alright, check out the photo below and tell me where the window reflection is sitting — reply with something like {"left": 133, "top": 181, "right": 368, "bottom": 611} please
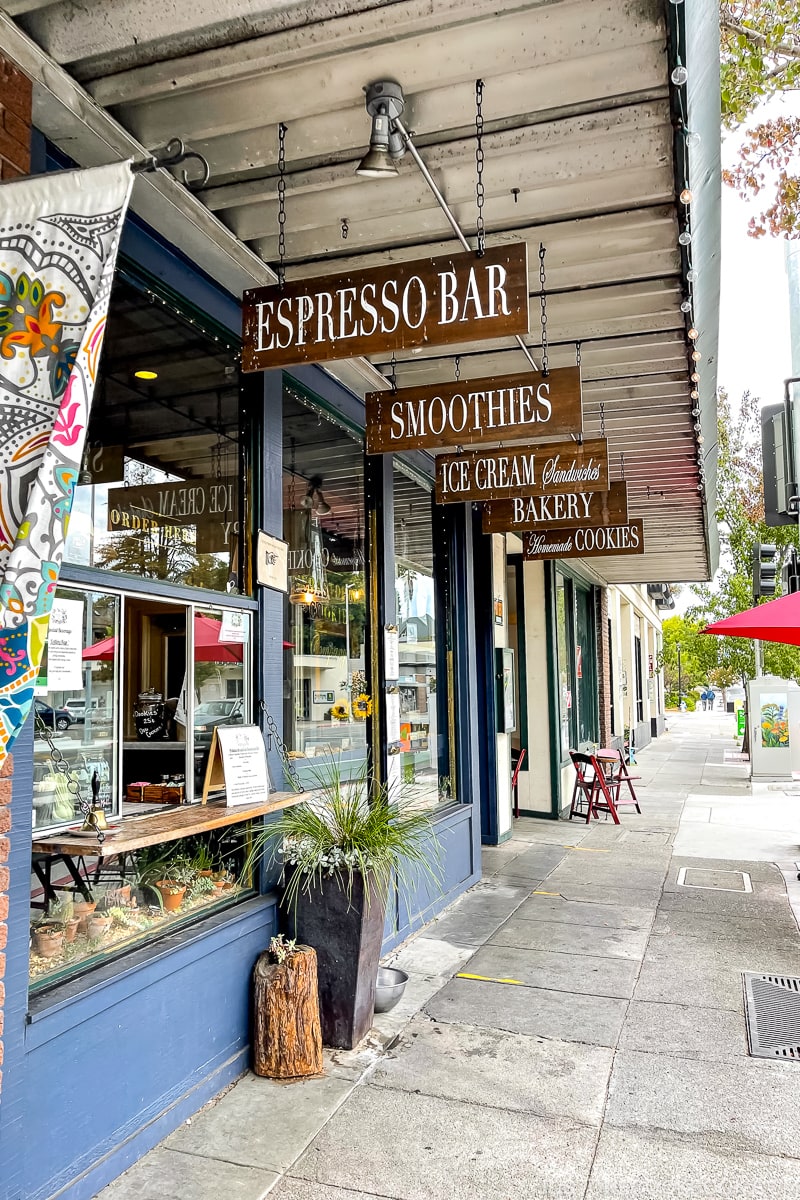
{"left": 393, "top": 469, "right": 447, "bottom": 809}
{"left": 282, "top": 388, "right": 368, "bottom": 785}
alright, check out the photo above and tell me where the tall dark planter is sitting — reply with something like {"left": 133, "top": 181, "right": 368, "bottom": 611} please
{"left": 284, "top": 870, "right": 386, "bottom": 1049}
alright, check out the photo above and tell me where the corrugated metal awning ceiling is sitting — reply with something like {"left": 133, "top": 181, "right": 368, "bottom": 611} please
{"left": 8, "top": 0, "right": 720, "bottom": 584}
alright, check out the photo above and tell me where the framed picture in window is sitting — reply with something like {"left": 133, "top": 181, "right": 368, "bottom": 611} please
{"left": 495, "top": 647, "right": 516, "bottom": 734}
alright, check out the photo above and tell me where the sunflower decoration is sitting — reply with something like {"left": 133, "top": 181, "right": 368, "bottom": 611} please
{"left": 331, "top": 702, "right": 350, "bottom": 722}
{"left": 352, "top": 693, "right": 373, "bottom": 720}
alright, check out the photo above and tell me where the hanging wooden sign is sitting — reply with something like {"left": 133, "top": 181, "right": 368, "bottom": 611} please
{"left": 242, "top": 243, "right": 529, "bottom": 370}
{"left": 522, "top": 519, "right": 645, "bottom": 561}
{"left": 482, "top": 481, "right": 628, "bottom": 533}
{"left": 365, "top": 366, "right": 582, "bottom": 454}
{"left": 435, "top": 438, "right": 608, "bottom": 505}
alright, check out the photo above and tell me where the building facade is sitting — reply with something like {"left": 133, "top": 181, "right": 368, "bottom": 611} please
{"left": 0, "top": 2, "right": 720, "bottom": 1197}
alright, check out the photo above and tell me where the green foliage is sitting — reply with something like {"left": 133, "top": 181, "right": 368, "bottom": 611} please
{"left": 720, "top": 2, "right": 800, "bottom": 237}
{"left": 242, "top": 756, "right": 442, "bottom": 916}
{"left": 686, "top": 389, "right": 800, "bottom": 684}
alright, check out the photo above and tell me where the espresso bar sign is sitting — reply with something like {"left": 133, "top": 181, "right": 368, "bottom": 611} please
{"left": 522, "top": 519, "right": 645, "bottom": 561}
{"left": 483, "top": 481, "right": 628, "bottom": 533}
{"left": 365, "top": 366, "right": 581, "bottom": 454}
{"left": 242, "top": 243, "right": 529, "bottom": 371}
{"left": 435, "top": 438, "right": 608, "bottom": 505}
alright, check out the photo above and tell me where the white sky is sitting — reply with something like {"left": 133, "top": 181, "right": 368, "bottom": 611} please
{"left": 717, "top": 94, "right": 800, "bottom": 406}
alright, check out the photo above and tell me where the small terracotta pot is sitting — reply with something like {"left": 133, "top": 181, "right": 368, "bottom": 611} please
{"left": 109, "top": 884, "right": 132, "bottom": 906}
{"left": 199, "top": 869, "right": 214, "bottom": 878}
{"left": 73, "top": 900, "right": 97, "bottom": 934}
{"left": 155, "top": 881, "right": 186, "bottom": 912}
{"left": 87, "top": 914, "right": 112, "bottom": 939}
{"left": 63, "top": 917, "right": 80, "bottom": 944}
{"left": 33, "top": 927, "right": 65, "bottom": 958}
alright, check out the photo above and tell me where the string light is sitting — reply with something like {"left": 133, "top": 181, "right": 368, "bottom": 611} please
{"left": 671, "top": 65, "right": 688, "bottom": 86}
{"left": 678, "top": 230, "right": 692, "bottom": 246}
{"left": 691, "top": 372, "right": 700, "bottom": 383}
{"left": 687, "top": 268, "right": 698, "bottom": 283}
{"left": 687, "top": 327, "right": 699, "bottom": 340}
{"left": 691, "top": 349, "right": 702, "bottom": 362}
{"left": 680, "top": 187, "right": 693, "bottom": 204}
{"left": 685, "top": 131, "right": 701, "bottom": 149}
{"left": 680, "top": 298, "right": 692, "bottom": 314}
{"left": 691, "top": 389, "right": 699, "bottom": 400}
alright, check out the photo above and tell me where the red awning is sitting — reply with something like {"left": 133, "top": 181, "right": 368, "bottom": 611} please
{"left": 702, "top": 591, "right": 800, "bottom": 646}
{"left": 82, "top": 615, "right": 244, "bottom": 663}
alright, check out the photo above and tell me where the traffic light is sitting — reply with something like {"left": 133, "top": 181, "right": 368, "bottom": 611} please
{"left": 783, "top": 548, "right": 800, "bottom": 595}
{"left": 753, "top": 543, "right": 778, "bottom": 600}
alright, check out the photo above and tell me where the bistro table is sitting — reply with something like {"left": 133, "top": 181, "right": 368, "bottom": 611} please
{"left": 31, "top": 792, "right": 304, "bottom": 905}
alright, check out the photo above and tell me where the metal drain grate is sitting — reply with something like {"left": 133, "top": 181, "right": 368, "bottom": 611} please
{"left": 743, "top": 973, "right": 800, "bottom": 1060}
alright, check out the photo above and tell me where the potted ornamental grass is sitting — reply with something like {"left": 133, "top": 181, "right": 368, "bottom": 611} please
{"left": 243, "top": 756, "right": 441, "bottom": 1049}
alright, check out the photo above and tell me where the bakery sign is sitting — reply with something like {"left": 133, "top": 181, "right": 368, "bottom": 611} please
{"left": 522, "top": 519, "right": 645, "bottom": 561}
{"left": 365, "top": 366, "right": 582, "bottom": 454}
{"left": 242, "top": 243, "right": 529, "bottom": 370}
{"left": 482, "top": 481, "right": 628, "bottom": 533}
{"left": 435, "top": 438, "right": 608, "bottom": 505}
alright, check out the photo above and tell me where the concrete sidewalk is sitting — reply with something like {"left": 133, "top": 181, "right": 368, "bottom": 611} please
{"left": 100, "top": 712, "right": 800, "bottom": 1200}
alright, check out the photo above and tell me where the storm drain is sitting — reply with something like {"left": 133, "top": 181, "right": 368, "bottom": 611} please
{"left": 676, "top": 867, "right": 752, "bottom": 893}
{"left": 744, "top": 973, "right": 800, "bottom": 1060}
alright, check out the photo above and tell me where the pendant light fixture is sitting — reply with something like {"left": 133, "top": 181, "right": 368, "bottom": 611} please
{"left": 355, "top": 81, "right": 406, "bottom": 178}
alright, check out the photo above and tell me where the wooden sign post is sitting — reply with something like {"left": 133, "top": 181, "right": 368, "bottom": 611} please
{"left": 482, "top": 481, "right": 628, "bottom": 534}
{"left": 435, "top": 438, "right": 609, "bottom": 504}
{"left": 521, "top": 519, "right": 645, "bottom": 560}
{"left": 365, "top": 366, "right": 582, "bottom": 453}
{"left": 242, "top": 243, "right": 529, "bottom": 370}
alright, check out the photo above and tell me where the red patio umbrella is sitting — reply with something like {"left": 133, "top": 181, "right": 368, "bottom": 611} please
{"left": 701, "top": 590, "right": 800, "bottom": 646}
{"left": 82, "top": 615, "right": 244, "bottom": 663}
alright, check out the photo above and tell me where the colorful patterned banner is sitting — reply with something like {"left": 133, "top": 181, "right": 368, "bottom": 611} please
{"left": 0, "top": 163, "right": 133, "bottom": 763}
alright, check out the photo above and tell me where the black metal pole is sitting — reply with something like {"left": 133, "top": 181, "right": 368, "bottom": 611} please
{"left": 677, "top": 644, "right": 682, "bottom": 705}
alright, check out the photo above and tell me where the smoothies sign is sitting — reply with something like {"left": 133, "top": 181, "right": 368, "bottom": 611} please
{"left": 242, "top": 244, "right": 529, "bottom": 369}
{"left": 365, "top": 366, "right": 582, "bottom": 453}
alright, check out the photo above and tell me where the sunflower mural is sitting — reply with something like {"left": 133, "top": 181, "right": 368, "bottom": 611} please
{"left": 760, "top": 700, "right": 790, "bottom": 749}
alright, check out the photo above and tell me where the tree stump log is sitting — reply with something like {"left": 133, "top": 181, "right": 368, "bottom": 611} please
{"left": 253, "top": 944, "right": 323, "bottom": 1079}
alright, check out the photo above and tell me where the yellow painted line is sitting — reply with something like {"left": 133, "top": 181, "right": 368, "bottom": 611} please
{"left": 562, "top": 845, "right": 611, "bottom": 853}
{"left": 532, "top": 889, "right": 561, "bottom": 896}
{"left": 456, "top": 972, "right": 526, "bottom": 986}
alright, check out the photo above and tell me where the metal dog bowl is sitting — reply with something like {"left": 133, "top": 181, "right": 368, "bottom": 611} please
{"left": 374, "top": 965, "right": 409, "bottom": 1013}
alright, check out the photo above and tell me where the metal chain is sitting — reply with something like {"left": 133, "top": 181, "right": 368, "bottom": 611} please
{"left": 34, "top": 715, "right": 103, "bottom": 842}
{"left": 475, "top": 79, "right": 485, "bottom": 257}
{"left": 576, "top": 341, "right": 582, "bottom": 369}
{"left": 620, "top": 451, "right": 626, "bottom": 480}
{"left": 538, "top": 243, "right": 549, "bottom": 377}
{"left": 259, "top": 700, "right": 304, "bottom": 793}
{"left": 454, "top": 355, "right": 460, "bottom": 382}
{"left": 341, "top": 217, "right": 349, "bottom": 240}
{"left": 599, "top": 401, "right": 605, "bottom": 438}
{"left": 277, "top": 122, "right": 288, "bottom": 288}
{"left": 389, "top": 352, "right": 397, "bottom": 394}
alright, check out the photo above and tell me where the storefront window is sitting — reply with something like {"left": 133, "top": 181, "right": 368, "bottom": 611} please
{"left": 33, "top": 589, "right": 119, "bottom": 831}
{"left": 282, "top": 386, "right": 368, "bottom": 785}
{"left": 555, "top": 571, "right": 573, "bottom": 758}
{"left": 64, "top": 277, "right": 246, "bottom": 595}
{"left": 393, "top": 467, "right": 446, "bottom": 809}
{"left": 29, "top": 829, "right": 254, "bottom": 993}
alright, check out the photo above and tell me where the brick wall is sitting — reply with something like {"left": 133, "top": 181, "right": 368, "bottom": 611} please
{"left": 0, "top": 51, "right": 31, "bottom": 1096}
{"left": 0, "top": 56, "right": 31, "bottom": 180}
{"left": 596, "top": 588, "right": 611, "bottom": 748}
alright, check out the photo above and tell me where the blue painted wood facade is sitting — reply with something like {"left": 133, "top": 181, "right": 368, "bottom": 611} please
{"left": 0, "top": 183, "right": 481, "bottom": 1200}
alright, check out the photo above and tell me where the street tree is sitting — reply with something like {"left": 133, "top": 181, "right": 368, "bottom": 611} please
{"left": 720, "top": 1, "right": 800, "bottom": 236}
{"left": 687, "top": 387, "right": 800, "bottom": 682}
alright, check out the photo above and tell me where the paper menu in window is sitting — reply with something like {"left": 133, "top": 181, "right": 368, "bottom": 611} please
{"left": 47, "top": 597, "right": 85, "bottom": 690}
{"left": 384, "top": 626, "right": 400, "bottom": 680}
{"left": 386, "top": 692, "right": 401, "bottom": 743}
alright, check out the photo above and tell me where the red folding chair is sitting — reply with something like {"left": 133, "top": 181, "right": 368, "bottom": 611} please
{"left": 594, "top": 747, "right": 642, "bottom": 813}
{"left": 511, "top": 747, "right": 526, "bottom": 818}
{"left": 568, "top": 750, "right": 621, "bottom": 824}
